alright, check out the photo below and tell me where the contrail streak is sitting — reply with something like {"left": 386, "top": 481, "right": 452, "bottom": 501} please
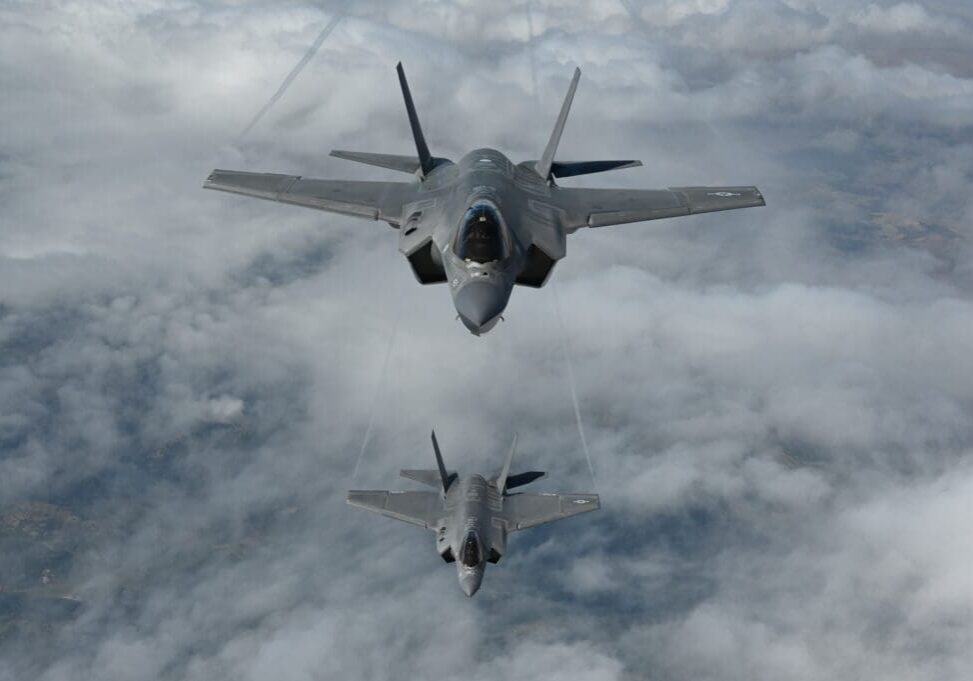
{"left": 526, "top": 0, "right": 539, "bottom": 103}
{"left": 552, "top": 282, "right": 597, "bottom": 487}
{"left": 237, "top": 6, "right": 347, "bottom": 141}
{"left": 352, "top": 307, "right": 402, "bottom": 483}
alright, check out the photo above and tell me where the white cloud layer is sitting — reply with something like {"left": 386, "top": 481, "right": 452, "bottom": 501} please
{"left": 1, "top": 1, "right": 972, "bottom": 679}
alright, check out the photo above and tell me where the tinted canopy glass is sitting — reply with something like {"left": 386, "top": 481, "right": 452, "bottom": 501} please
{"left": 455, "top": 203, "right": 505, "bottom": 264}
{"left": 460, "top": 532, "right": 481, "bottom": 568}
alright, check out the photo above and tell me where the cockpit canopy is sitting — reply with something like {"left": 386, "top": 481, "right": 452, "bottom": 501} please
{"left": 460, "top": 531, "right": 481, "bottom": 568}
{"left": 455, "top": 201, "right": 507, "bottom": 264}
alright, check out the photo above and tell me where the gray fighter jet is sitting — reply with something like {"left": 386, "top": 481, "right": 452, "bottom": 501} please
{"left": 205, "top": 64, "right": 765, "bottom": 334}
{"left": 347, "top": 431, "right": 599, "bottom": 596}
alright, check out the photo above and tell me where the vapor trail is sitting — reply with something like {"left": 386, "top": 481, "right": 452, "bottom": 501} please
{"left": 526, "top": 0, "right": 539, "bottom": 103}
{"left": 352, "top": 307, "right": 402, "bottom": 483}
{"left": 552, "top": 282, "right": 597, "bottom": 487}
{"left": 237, "top": 6, "right": 347, "bottom": 140}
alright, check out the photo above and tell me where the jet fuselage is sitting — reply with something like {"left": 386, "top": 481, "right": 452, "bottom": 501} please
{"left": 205, "top": 64, "right": 765, "bottom": 336}
{"left": 346, "top": 430, "right": 600, "bottom": 597}
{"left": 436, "top": 474, "right": 505, "bottom": 597}
{"left": 397, "top": 148, "right": 559, "bottom": 335}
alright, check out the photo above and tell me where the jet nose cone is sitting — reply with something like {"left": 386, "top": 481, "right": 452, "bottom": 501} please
{"left": 454, "top": 280, "right": 508, "bottom": 335}
{"left": 458, "top": 570, "right": 484, "bottom": 597}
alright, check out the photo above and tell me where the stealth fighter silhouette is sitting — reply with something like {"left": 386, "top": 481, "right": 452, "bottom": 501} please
{"left": 205, "top": 64, "right": 765, "bottom": 334}
{"left": 347, "top": 431, "right": 599, "bottom": 596}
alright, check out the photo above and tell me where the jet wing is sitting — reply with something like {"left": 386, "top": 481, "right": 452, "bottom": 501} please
{"left": 203, "top": 169, "right": 415, "bottom": 225}
{"left": 347, "top": 490, "right": 443, "bottom": 529}
{"left": 553, "top": 186, "right": 764, "bottom": 231}
{"left": 502, "top": 493, "right": 600, "bottom": 531}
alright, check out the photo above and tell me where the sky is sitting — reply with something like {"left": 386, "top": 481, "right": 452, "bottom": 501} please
{"left": 1, "top": 1, "right": 972, "bottom": 679}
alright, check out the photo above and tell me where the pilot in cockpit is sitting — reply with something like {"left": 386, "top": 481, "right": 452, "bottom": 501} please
{"left": 459, "top": 531, "right": 482, "bottom": 568}
{"left": 455, "top": 202, "right": 506, "bottom": 264}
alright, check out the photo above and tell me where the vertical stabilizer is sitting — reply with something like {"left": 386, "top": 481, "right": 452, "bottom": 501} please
{"left": 430, "top": 430, "right": 453, "bottom": 495}
{"left": 535, "top": 68, "right": 581, "bottom": 182}
{"left": 396, "top": 63, "right": 435, "bottom": 178}
{"left": 496, "top": 433, "right": 518, "bottom": 494}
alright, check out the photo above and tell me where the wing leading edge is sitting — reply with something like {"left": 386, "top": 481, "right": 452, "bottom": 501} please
{"left": 347, "top": 490, "right": 443, "bottom": 529}
{"left": 203, "top": 169, "right": 415, "bottom": 225}
{"left": 554, "top": 185, "right": 765, "bottom": 231}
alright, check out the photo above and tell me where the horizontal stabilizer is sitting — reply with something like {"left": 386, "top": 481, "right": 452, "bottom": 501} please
{"left": 492, "top": 437, "right": 544, "bottom": 492}
{"left": 330, "top": 150, "right": 421, "bottom": 174}
{"left": 330, "top": 150, "right": 452, "bottom": 175}
{"left": 552, "top": 160, "right": 642, "bottom": 178}
{"left": 504, "top": 471, "right": 546, "bottom": 490}
{"left": 400, "top": 468, "right": 457, "bottom": 488}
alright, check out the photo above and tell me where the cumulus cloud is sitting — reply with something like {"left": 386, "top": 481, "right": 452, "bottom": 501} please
{"left": 850, "top": 2, "right": 958, "bottom": 34}
{"left": 1, "top": 1, "right": 972, "bottom": 680}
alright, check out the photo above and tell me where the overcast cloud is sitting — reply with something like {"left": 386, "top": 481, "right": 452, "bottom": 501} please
{"left": 1, "top": 1, "right": 972, "bottom": 679}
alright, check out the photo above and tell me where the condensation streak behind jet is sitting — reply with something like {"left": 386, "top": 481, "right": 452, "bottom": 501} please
{"left": 237, "top": 4, "right": 348, "bottom": 141}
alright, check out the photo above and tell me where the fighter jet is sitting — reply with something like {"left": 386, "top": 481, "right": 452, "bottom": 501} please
{"left": 347, "top": 431, "right": 599, "bottom": 596}
{"left": 204, "top": 64, "right": 765, "bottom": 334}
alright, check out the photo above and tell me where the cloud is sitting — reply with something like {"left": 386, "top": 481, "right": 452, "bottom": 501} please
{"left": 850, "top": 2, "right": 959, "bottom": 35}
{"left": 1, "top": 1, "right": 973, "bottom": 679}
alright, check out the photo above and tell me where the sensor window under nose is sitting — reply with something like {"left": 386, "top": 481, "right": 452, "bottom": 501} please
{"left": 455, "top": 202, "right": 506, "bottom": 264}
